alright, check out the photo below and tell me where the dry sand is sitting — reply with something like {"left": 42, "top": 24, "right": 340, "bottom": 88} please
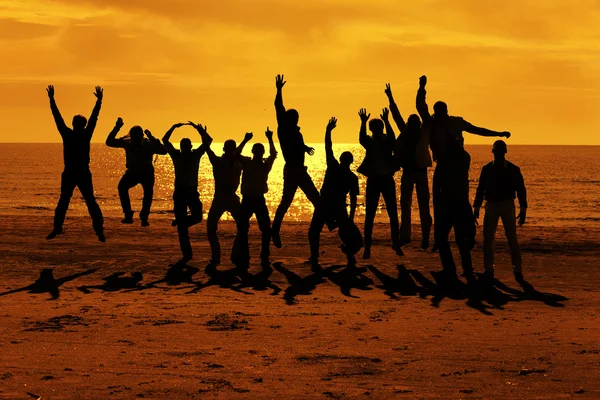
{"left": 0, "top": 214, "right": 599, "bottom": 399}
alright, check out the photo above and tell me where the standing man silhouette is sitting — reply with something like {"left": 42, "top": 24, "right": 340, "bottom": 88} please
{"left": 106, "top": 118, "right": 167, "bottom": 227}
{"left": 416, "top": 75, "right": 510, "bottom": 285}
{"left": 474, "top": 140, "right": 527, "bottom": 284}
{"left": 309, "top": 117, "right": 362, "bottom": 267}
{"left": 271, "top": 74, "right": 319, "bottom": 248}
{"left": 357, "top": 107, "right": 403, "bottom": 259}
{"left": 46, "top": 85, "right": 105, "bottom": 242}
{"left": 163, "top": 123, "right": 206, "bottom": 263}
{"left": 385, "top": 83, "right": 433, "bottom": 249}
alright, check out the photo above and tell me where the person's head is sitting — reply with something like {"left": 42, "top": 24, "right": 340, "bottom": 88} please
{"left": 223, "top": 139, "right": 237, "bottom": 156}
{"left": 286, "top": 109, "right": 299, "bottom": 126}
{"left": 252, "top": 143, "right": 265, "bottom": 159}
{"left": 406, "top": 114, "right": 422, "bottom": 133}
{"left": 433, "top": 101, "right": 448, "bottom": 118}
{"left": 492, "top": 140, "right": 507, "bottom": 157}
{"left": 180, "top": 138, "right": 192, "bottom": 153}
{"left": 72, "top": 115, "right": 88, "bottom": 131}
{"left": 129, "top": 126, "right": 144, "bottom": 144}
{"left": 368, "top": 118, "right": 384, "bottom": 136}
{"left": 339, "top": 151, "right": 354, "bottom": 168}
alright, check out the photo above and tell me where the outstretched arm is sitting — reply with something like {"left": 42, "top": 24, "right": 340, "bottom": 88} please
{"left": 85, "top": 86, "right": 104, "bottom": 138}
{"left": 358, "top": 108, "right": 370, "bottom": 148}
{"left": 162, "top": 122, "right": 185, "bottom": 154}
{"left": 325, "top": 117, "right": 337, "bottom": 166}
{"left": 145, "top": 129, "right": 168, "bottom": 155}
{"left": 106, "top": 117, "right": 125, "bottom": 147}
{"left": 416, "top": 75, "right": 431, "bottom": 122}
{"left": 463, "top": 121, "right": 511, "bottom": 138}
{"left": 46, "top": 85, "right": 68, "bottom": 135}
{"left": 235, "top": 132, "right": 253, "bottom": 156}
{"left": 385, "top": 83, "right": 406, "bottom": 132}
{"left": 275, "top": 74, "right": 287, "bottom": 125}
{"left": 381, "top": 107, "right": 396, "bottom": 144}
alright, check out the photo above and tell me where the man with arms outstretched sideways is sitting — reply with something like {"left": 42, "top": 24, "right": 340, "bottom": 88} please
{"left": 46, "top": 85, "right": 105, "bottom": 242}
{"left": 309, "top": 117, "right": 362, "bottom": 268}
{"left": 271, "top": 74, "right": 319, "bottom": 248}
{"left": 106, "top": 118, "right": 167, "bottom": 227}
{"left": 416, "top": 75, "right": 511, "bottom": 285}
{"left": 163, "top": 123, "right": 206, "bottom": 263}
{"left": 474, "top": 140, "right": 527, "bottom": 286}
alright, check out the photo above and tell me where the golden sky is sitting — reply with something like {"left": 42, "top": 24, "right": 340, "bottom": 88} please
{"left": 1, "top": 0, "right": 599, "bottom": 144}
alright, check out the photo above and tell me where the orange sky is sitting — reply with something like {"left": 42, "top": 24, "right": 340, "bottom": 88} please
{"left": 1, "top": 0, "right": 599, "bottom": 144}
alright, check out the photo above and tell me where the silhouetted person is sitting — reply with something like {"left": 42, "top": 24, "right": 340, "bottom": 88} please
{"left": 271, "top": 74, "right": 319, "bottom": 248}
{"left": 309, "top": 117, "right": 362, "bottom": 267}
{"left": 106, "top": 118, "right": 167, "bottom": 226}
{"left": 235, "top": 128, "right": 278, "bottom": 266}
{"left": 385, "top": 83, "right": 433, "bottom": 249}
{"left": 163, "top": 122, "right": 206, "bottom": 263}
{"left": 474, "top": 140, "right": 527, "bottom": 284}
{"left": 416, "top": 75, "right": 510, "bottom": 284}
{"left": 189, "top": 123, "right": 248, "bottom": 267}
{"left": 45, "top": 85, "right": 105, "bottom": 242}
{"left": 358, "top": 108, "right": 402, "bottom": 259}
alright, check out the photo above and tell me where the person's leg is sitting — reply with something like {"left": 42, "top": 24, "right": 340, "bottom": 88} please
{"left": 483, "top": 201, "right": 500, "bottom": 277}
{"left": 434, "top": 198, "right": 456, "bottom": 277}
{"left": 415, "top": 169, "right": 432, "bottom": 249}
{"left": 118, "top": 171, "right": 138, "bottom": 223}
{"left": 453, "top": 200, "right": 475, "bottom": 279}
{"left": 186, "top": 190, "right": 203, "bottom": 227}
{"left": 49, "top": 171, "right": 77, "bottom": 238}
{"left": 271, "top": 167, "right": 300, "bottom": 247}
{"left": 230, "top": 196, "right": 250, "bottom": 268}
{"left": 298, "top": 169, "right": 321, "bottom": 207}
{"left": 139, "top": 172, "right": 155, "bottom": 226}
{"left": 253, "top": 196, "right": 272, "bottom": 263}
{"left": 499, "top": 200, "right": 523, "bottom": 278}
{"left": 381, "top": 175, "right": 401, "bottom": 253}
{"left": 77, "top": 170, "right": 105, "bottom": 241}
{"left": 363, "top": 177, "right": 380, "bottom": 258}
{"left": 308, "top": 200, "right": 326, "bottom": 264}
{"left": 399, "top": 170, "right": 415, "bottom": 244}
{"left": 173, "top": 190, "right": 192, "bottom": 261}
{"left": 206, "top": 199, "right": 226, "bottom": 264}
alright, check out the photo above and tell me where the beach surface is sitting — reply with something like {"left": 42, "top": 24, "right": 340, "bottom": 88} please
{"left": 0, "top": 215, "right": 599, "bottom": 399}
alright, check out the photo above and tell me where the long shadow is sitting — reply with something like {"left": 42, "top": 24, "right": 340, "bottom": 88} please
{"left": 125, "top": 263, "right": 200, "bottom": 293}
{"left": 188, "top": 264, "right": 252, "bottom": 295}
{"left": 234, "top": 263, "right": 282, "bottom": 296}
{"left": 368, "top": 265, "right": 424, "bottom": 299}
{"left": 0, "top": 268, "right": 97, "bottom": 300}
{"left": 493, "top": 278, "right": 568, "bottom": 307}
{"left": 273, "top": 262, "right": 335, "bottom": 305}
{"left": 326, "top": 265, "right": 374, "bottom": 298}
{"left": 78, "top": 272, "right": 143, "bottom": 294}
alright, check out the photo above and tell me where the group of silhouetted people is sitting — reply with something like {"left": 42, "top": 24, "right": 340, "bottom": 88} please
{"left": 45, "top": 74, "right": 528, "bottom": 287}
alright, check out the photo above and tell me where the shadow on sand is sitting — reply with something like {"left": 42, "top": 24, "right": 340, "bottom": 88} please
{"left": 0, "top": 268, "right": 97, "bottom": 300}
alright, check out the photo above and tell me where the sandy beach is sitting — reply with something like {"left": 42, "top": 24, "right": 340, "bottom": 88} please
{"left": 1, "top": 214, "right": 599, "bottom": 399}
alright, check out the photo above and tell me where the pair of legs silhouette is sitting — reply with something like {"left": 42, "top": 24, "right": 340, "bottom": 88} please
{"left": 118, "top": 170, "right": 155, "bottom": 226}
{"left": 399, "top": 169, "right": 432, "bottom": 249}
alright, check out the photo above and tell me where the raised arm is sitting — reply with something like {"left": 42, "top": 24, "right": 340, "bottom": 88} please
{"left": 106, "top": 117, "right": 125, "bottom": 147}
{"left": 358, "top": 108, "right": 371, "bottom": 148}
{"left": 162, "top": 122, "right": 185, "bottom": 154}
{"left": 46, "top": 85, "right": 68, "bottom": 135}
{"left": 385, "top": 83, "right": 406, "bottom": 132}
{"left": 85, "top": 86, "right": 103, "bottom": 138}
{"left": 266, "top": 127, "right": 276, "bottom": 157}
{"left": 144, "top": 129, "right": 167, "bottom": 155}
{"left": 235, "top": 132, "right": 253, "bottom": 156}
{"left": 275, "top": 74, "right": 287, "bottom": 125}
{"left": 462, "top": 120, "right": 511, "bottom": 138}
{"left": 325, "top": 117, "right": 337, "bottom": 166}
{"left": 416, "top": 75, "right": 431, "bottom": 122}
{"left": 381, "top": 107, "right": 396, "bottom": 144}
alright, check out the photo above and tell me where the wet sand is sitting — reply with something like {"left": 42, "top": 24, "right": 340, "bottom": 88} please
{"left": 0, "top": 215, "right": 598, "bottom": 399}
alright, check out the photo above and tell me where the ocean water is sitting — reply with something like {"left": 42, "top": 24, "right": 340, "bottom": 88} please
{"left": 0, "top": 144, "right": 598, "bottom": 227}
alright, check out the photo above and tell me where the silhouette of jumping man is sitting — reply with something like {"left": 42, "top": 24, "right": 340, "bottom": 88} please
{"left": 416, "top": 75, "right": 510, "bottom": 284}
{"left": 163, "top": 122, "right": 206, "bottom": 263}
{"left": 188, "top": 122, "right": 248, "bottom": 267}
{"left": 45, "top": 85, "right": 105, "bottom": 242}
{"left": 271, "top": 74, "right": 319, "bottom": 248}
{"left": 474, "top": 140, "right": 527, "bottom": 284}
{"left": 357, "top": 107, "right": 403, "bottom": 259}
{"left": 235, "top": 128, "right": 278, "bottom": 266}
{"left": 309, "top": 117, "right": 362, "bottom": 267}
{"left": 385, "top": 83, "right": 433, "bottom": 249}
{"left": 106, "top": 118, "right": 167, "bottom": 226}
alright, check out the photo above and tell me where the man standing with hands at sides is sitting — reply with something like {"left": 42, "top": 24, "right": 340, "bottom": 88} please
{"left": 188, "top": 122, "right": 249, "bottom": 269}
{"left": 309, "top": 117, "right": 362, "bottom": 268}
{"left": 474, "top": 140, "right": 527, "bottom": 285}
{"left": 235, "top": 128, "right": 278, "bottom": 267}
{"left": 106, "top": 118, "right": 167, "bottom": 227}
{"left": 46, "top": 85, "right": 105, "bottom": 242}
{"left": 358, "top": 107, "right": 403, "bottom": 259}
{"left": 416, "top": 75, "right": 511, "bottom": 285}
{"left": 271, "top": 74, "right": 319, "bottom": 249}
{"left": 163, "top": 122, "right": 206, "bottom": 263}
{"left": 385, "top": 83, "right": 433, "bottom": 250}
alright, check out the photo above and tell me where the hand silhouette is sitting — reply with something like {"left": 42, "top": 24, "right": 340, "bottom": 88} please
{"left": 380, "top": 107, "right": 390, "bottom": 122}
{"left": 172, "top": 122, "right": 186, "bottom": 129}
{"left": 326, "top": 117, "right": 337, "bottom": 131}
{"left": 276, "top": 74, "right": 286, "bottom": 89}
{"left": 306, "top": 146, "right": 315, "bottom": 156}
{"left": 419, "top": 75, "right": 427, "bottom": 88}
{"left": 144, "top": 129, "right": 152, "bottom": 137}
{"left": 94, "top": 86, "right": 104, "bottom": 100}
{"left": 502, "top": 131, "right": 511, "bottom": 139}
{"left": 358, "top": 108, "right": 371, "bottom": 122}
{"left": 46, "top": 85, "right": 55, "bottom": 99}
{"left": 473, "top": 207, "right": 480, "bottom": 225}
{"left": 244, "top": 132, "right": 253, "bottom": 141}
{"left": 115, "top": 117, "right": 124, "bottom": 128}
{"left": 384, "top": 83, "right": 393, "bottom": 98}
{"left": 517, "top": 209, "right": 526, "bottom": 226}
{"left": 265, "top": 127, "right": 273, "bottom": 140}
